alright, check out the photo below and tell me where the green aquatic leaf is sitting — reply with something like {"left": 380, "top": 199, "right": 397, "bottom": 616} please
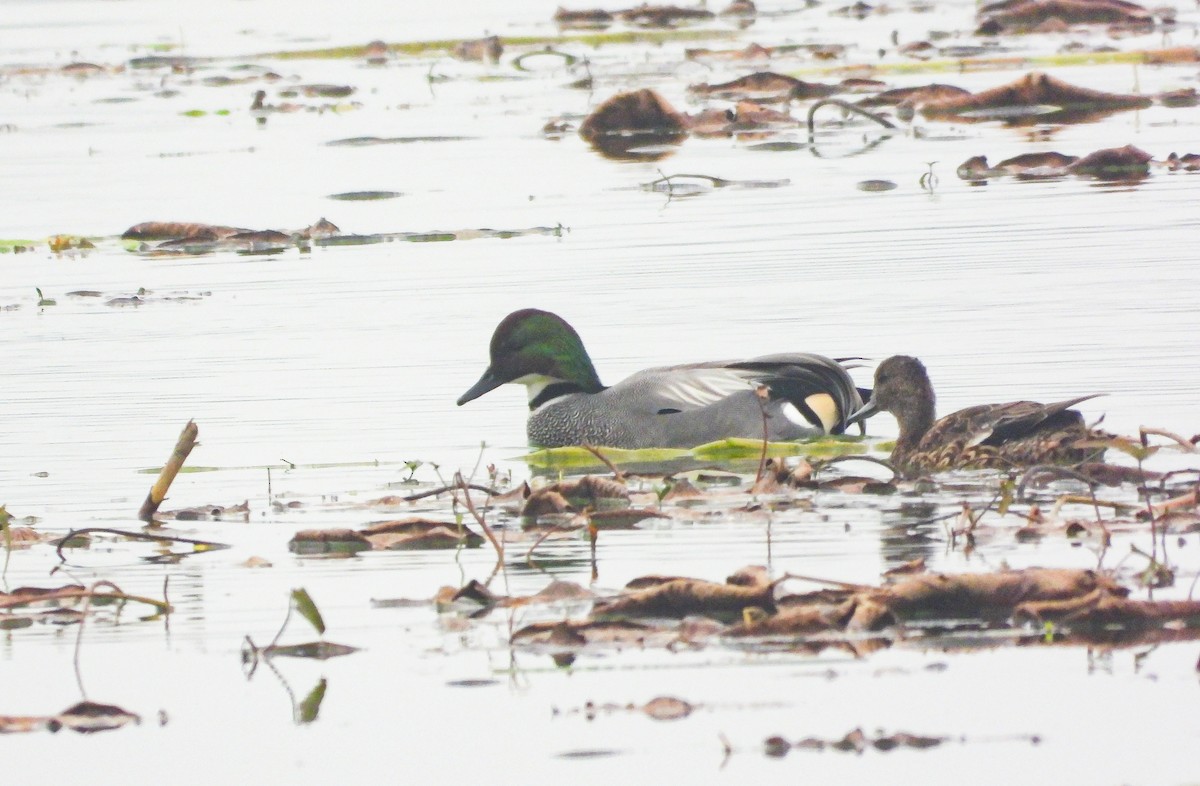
{"left": 291, "top": 588, "right": 326, "bottom": 636}
{"left": 297, "top": 678, "right": 327, "bottom": 724}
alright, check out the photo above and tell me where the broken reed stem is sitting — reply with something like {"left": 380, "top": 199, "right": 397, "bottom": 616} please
{"left": 55, "top": 527, "right": 230, "bottom": 563}
{"left": 1139, "top": 426, "right": 1198, "bottom": 453}
{"left": 403, "top": 482, "right": 499, "bottom": 503}
{"left": 0, "top": 584, "right": 172, "bottom": 613}
{"left": 138, "top": 420, "right": 199, "bottom": 523}
{"left": 754, "top": 385, "right": 770, "bottom": 486}
{"left": 453, "top": 472, "right": 505, "bottom": 569}
{"left": 806, "top": 97, "right": 896, "bottom": 135}
{"left": 777, "top": 571, "right": 872, "bottom": 592}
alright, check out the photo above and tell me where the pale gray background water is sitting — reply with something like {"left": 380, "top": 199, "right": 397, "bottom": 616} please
{"left": 2, "top": 0, "right": 1199, "bottom": 783}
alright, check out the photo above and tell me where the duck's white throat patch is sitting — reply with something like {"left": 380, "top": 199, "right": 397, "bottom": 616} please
{"left": 513, "top": 373, "right": 565, "bottom": 406}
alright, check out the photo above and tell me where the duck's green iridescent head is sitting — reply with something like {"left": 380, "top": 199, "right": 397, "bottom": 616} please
{"left": 457, "top": 309, "right": 605, "bottom": 406}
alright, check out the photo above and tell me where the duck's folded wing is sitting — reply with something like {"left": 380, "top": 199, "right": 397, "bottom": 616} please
{"left": 617, "top": 354, "right": 863, "bottom": 434}
{"left": 956, "top": 395, "right": 1101, "bottom": 447}
{"left": 729, "top": 354, "right": 866, "bottom": 434}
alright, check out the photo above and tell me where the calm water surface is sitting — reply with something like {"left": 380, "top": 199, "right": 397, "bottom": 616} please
{"left": 2, "top": 0, "right": 1200, "bottom": 783}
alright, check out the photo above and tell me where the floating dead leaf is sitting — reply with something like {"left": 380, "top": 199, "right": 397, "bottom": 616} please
{"left": 595, "top": 577, "right": 775, "bottom": 619}
{"left": 298, "top": 83, "right": 355, "bottom": 98}
{"left": 663, "top": 477, "right": 705, "bottom": 501}
{"left": 360, "top": 517, "right": 483, "bottom": 549}
{"left": 642, "top": 696, "right": 695, "bottom": 720}
{"left": 265, "top": 641, "right": 360, "bottom": 659}
{"left": 617, "top": 3, "right": 714, "bottom": 26}
{"left": 0, "top": 714, "right": 52, "bottom": 734}
{"left": 726, "top": 603, "right": 847, "bottom": 636}
{"left": 977, "top": 0, "right": 1152, "bottom": 34}
{"left": 512, "top": 618, "right": 671, "bottom": 648}
{"left": 526, "top": 580, "right": 595, "bottom": 604}
{"left": 54, "top": 701, "right": 141, "bottom": 734}
{"left": 578, "top": 89, "right": 688, "bottom": 160}
{"left": 860, "top": 83, "right": 971, "bottom": 109}
{"left": 850, "top": 567, "right": 1125, "bottom": 630}
{"left": 122, "top": 221, "right": 248, "bottom": 241}
{"left": 165, "top": 500, "right": 250, "bottom": 521}
{"left": 452, "top": 35, "right": 503, "bottom": 63}
{"left": 919, "top": 72, "right": 1152, "bottom": 123}
{"left": 554, "top": 7, "right": 615, "bottom": 29}
{"left": 882, "top": 557, "right": 927, "bottom": 578}
{"left": 3, "top": 526, "right": 42, "bottom": 546}
{"left": 287, "top": 528, "right": 372, "bottom": 555}
{"left": 689, "top": 72, "right": 838, "bottom": 102}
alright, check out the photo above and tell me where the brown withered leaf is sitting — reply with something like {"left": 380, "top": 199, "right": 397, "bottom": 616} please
{"left": 287, "top": 528, "right": 371, "bottom": 555}
{"left": 360, "top": 517, "right": 483, "bottom": 549}
{"left": 511, "top": 618, "right": 671, "bottom": 648}
{"left": 642, "top": 696, "right": 695, "bottom": 721}
{"left": 882, "top": 557, "right": 927, "bottom": 578}
{"left": 688, "top": 71, "right": 838, "bottom": 102}
{"left": 1068, "top": 144, "right": 1152, "bottom": 178}
{"left": 364, "top": 527, "right": 480, "bottom": 550}
{"left": 1015, "top": 592, "right": 1200, "bottom": 629}
{"left": 853, "top": 567, "right": 1125, "bottom": 629}
{"left": 452, "top": 35, "right": 503, "bottom": 63}
{"left": 3, "top": 526, "right": 42, "bottom": 546}
{"left": 977, "top": 0, "right": 1152, "bottom": 33}
{"left": 662, "top": 477, "right": 705, "bottom": 501}
{"left": 594, "top": 577, "right": 775, "bottom": 619}
{"left": 521, "top": 488, "right": 572, "bottom": 519}
{"left": 578, "top": 89, "right": 688, "bottom": 160}
{"left": 0, "top": 714, "right": 53, "bottom": 734}
{"left": 553, "top": 7, "right": 615, "bottom": 30}
{"left": 873, "top": 731, "right": 946, "bottom": 751}
{"left": 165, "top": 500, "right": 250, "bottom": 521}
{"left": 725, "top": 604, "right": 847, "bottom": 636}
{"left": 121, "top": 221, "right": 249, "bottom": 241}
{"left": 727, "top": 565, "right": 771, "bottom": 587}
{"left": 54, "top": 701, "right": 141, "bottom": 734}
{"left": 616, "top": 4, "right": 715, "bottom": 26}
{"left": 860, "top": 83, "right": 971, "bottom": 108}
{"left": 919, "top": 72, "right": 1151, "bottom": 121}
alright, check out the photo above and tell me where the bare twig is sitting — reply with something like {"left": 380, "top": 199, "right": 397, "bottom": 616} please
{"left": 1139, "top": 426, "right": 1198, "bottom": 453}
{"left": 56, "top": 527, "right": 230, "bottom": 563}
{"left": 0, "top": 584, "right": 171, "bottom": 613}
{"left": 453, "top": 472, "right": 505, "bottom": 571}
{"left": 806, "top": 97, "right": 896, "bottom": 135}
{"left": 403, "top": 482, "right": 499, "bottom": 502}
{"left": 581, "top": 444, "right": 626, "bottom": 481}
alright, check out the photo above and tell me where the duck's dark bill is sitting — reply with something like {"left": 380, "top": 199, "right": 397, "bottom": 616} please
{"left": 847, "top": 398, "right": 878, "bottom": 425}
{"left": 457, "top": 368, "right": 504, "bottom": 406}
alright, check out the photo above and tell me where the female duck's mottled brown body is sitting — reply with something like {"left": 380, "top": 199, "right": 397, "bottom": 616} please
{"left": 850, "top": 355, "right": 1105, "bottom": 474}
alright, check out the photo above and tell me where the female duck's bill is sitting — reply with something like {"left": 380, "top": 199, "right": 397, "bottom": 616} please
{"left": 458, "top": 308, "right": 872, "bottom": 450}
{"left": 849, "top": 354, "right": 1106, "bottom": 473}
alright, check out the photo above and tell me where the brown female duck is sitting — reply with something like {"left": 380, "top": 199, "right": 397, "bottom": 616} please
{"left": 849, "top": 355, "right": 1106, "bottom": 473}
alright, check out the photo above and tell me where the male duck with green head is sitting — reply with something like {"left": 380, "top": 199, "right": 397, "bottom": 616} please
{"left": 458, "top": 308, "right": 870, "bottom": 449}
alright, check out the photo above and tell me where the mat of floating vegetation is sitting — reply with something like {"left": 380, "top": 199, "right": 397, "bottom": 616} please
{"left": 487, "top": 566, "right": 1200, "bottom": 655}
{"left": 522, "top": 436, "right": 869, "bottom": 470}
{"left": 288, "top": 518, "right": 484, "bottom": 554}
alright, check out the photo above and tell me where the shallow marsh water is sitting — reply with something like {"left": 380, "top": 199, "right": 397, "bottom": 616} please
{"left": 3, "top": 0, "right": 1200, "bottom": 783}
